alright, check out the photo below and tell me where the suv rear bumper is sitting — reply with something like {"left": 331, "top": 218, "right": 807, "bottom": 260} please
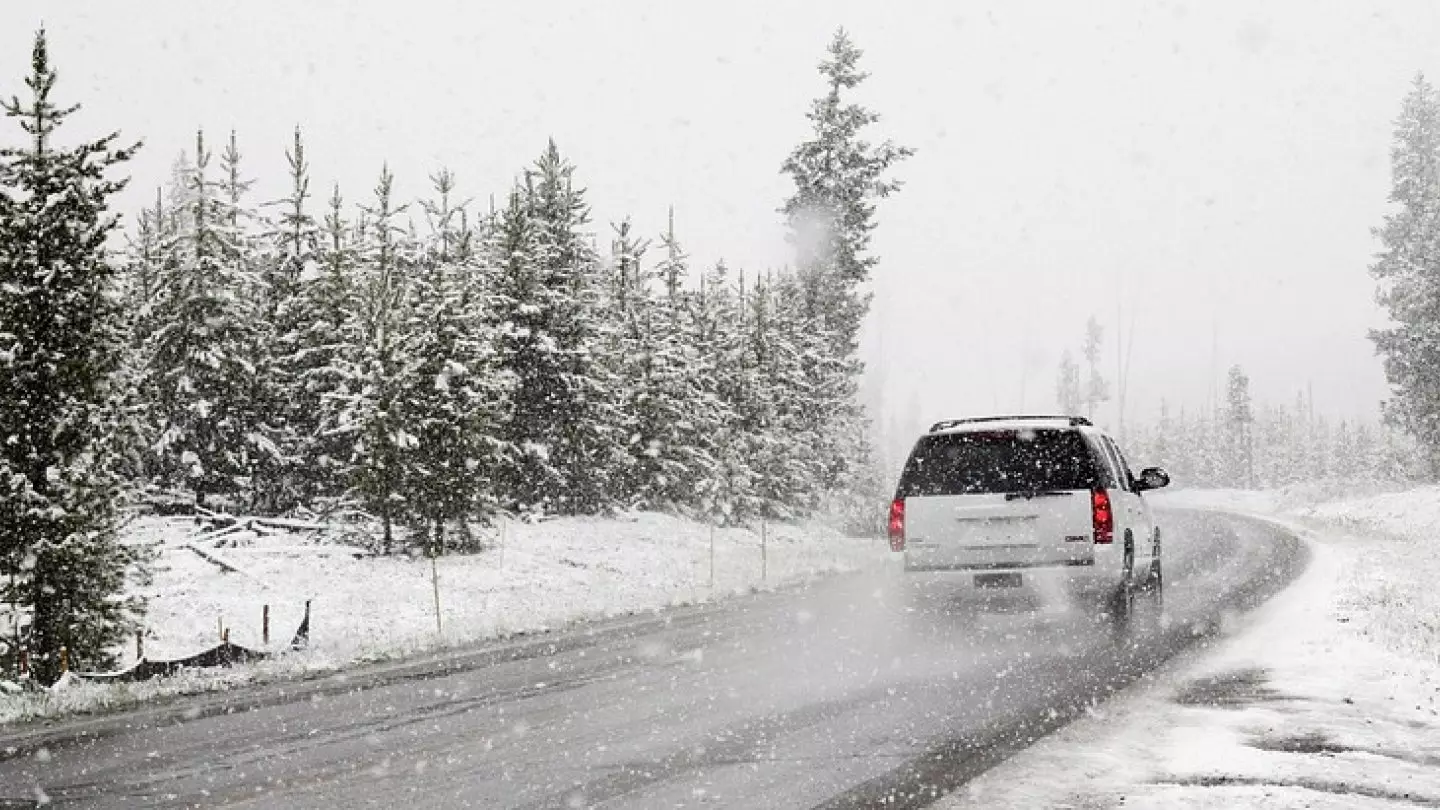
{"left": 904, "top": 558, "right": 1094, "bottom": 572}
{"left": 901, "top": 544, "right": 1129, "bottom": 592}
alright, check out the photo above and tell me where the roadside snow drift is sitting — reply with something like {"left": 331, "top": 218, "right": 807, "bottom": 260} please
{"left": 0, "top": 513, "right": 887, "bottom": 724}
{"left": 945, "top": 487, "right": 1440, "bottom": 810}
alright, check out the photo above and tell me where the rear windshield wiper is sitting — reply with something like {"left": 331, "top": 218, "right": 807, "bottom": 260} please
{"left": 1004, "top": 490, "right": 1074, "bottom": 501}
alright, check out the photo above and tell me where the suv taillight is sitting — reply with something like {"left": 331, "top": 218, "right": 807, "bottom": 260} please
{"left": 888, "top": 498, "right": 906, "bottom": 551}
{"left": 1092, "top": 489, "right": 1114, "bottom": 544}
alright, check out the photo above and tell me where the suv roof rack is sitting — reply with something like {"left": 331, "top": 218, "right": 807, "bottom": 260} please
{"left": 927, "top": 415, "right": 1093, "bottom": 433}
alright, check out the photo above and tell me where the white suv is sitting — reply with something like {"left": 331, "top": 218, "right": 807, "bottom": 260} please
{"left": 888, "top": 415, "right": 1170, "bottom": 618}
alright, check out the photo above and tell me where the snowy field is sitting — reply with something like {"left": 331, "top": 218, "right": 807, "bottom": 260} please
{"left": 947, "top": 486, "right": 1440, "bottom": 809}
{"left": 0, "top": 513, "right": 888, "bottom": 725}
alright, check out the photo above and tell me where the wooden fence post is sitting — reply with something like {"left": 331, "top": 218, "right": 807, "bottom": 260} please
{"left": 262, "top": 605, "right": 270, "bottom": 646}
{"left": 431, "top": 554, "right": 443, "bottom": 635}
{"left": 761, "top": 520, "right": 768, "bottom": 583}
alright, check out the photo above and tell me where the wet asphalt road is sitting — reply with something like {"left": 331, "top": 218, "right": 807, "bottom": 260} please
{"left": 0, "top": 509, "right": 1306, "bottom": 809}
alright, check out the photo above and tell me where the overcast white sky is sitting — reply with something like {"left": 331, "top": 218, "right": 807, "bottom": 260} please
{"left": 3, "top": 0, "right": 1433, "bottom": 454}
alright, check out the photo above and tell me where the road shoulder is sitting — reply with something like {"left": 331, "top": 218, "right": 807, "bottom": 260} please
{"left": 941, "top": 512, "right": 1440, "bottom": 809}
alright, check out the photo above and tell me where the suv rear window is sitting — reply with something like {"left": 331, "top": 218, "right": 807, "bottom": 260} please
{"left": 896, "top": 429, "right": 1104, "bottom": 497}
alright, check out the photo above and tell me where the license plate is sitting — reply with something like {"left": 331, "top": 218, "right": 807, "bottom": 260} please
{"left": 974, "top": 572, "right": 1023, "bottom": 588}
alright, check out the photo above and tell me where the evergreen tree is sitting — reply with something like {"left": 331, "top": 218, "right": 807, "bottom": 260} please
{"left": 1056, "top": 351, "right": 1082, "bottom": 415}
{"left": 780, "top": 27, "right": 913, "bottom": 357}
{"left": 1151, "top": 400, "right": 1173, "bottom": 473}
{"left": 1371, "top": 74, "right": 1440, "bottom": 477}
{"left": 493, "top": 142, "right": 621, "bottom": 515}
{"left": 0, "top": 30, "right": 144, "bottom": 682}
{"left": 604, "top": 218, "right": 648, "bottom": 504}
{"left": 144, "top": 131, "right": 266, "bottom": 507}
{"left": 777, "top": 29, "right": 911, "bottom": 519}
{"left": 741, "top": 272, "right": 819, "bottom": 517}
{"left": 306, "top": 182, "right": 363, "bottom": 503}
{"left": 1082, "top": 316, "right": 1109, "bottom": 420}
{"left": 1225, "top": 365, "right": 1254, "bottom": 487}
{"left": 646, "top": 213, "right": 723, "bottom": 509}
{"left": 688, "top": 261, "right": 752, "bottom": 523}
{"left": 402, "top": 169, "right": 511, "bottom": 551}
{"left": 258, "top": 128, "right": 344, "bottom": 511}
{"left": 218, "top": 131, "right": 286, "bottom": 512}
{"left": 337, "top": 167, "right": 415, "bottom": 552}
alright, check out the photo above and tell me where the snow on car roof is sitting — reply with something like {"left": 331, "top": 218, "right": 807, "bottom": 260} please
{"left": 926, "top": 415, "right": 1094, "bottom": 434}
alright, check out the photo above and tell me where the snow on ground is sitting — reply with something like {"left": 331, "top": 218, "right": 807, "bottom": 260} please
{"left": 945, "top": 487, "right": 1440, "bottom": 809}
{"left": 0, "top": 512, "right": 888, "bottom": 725}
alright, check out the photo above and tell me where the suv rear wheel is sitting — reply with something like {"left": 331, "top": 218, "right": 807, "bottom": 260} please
{"left": 1146, "top": 528, "right": 1164, "bottom": 605}
{"left": 1107, "top": 533, "right": 1136, "bottom": 621}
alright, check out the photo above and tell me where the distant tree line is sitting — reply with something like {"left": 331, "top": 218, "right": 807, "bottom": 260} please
{"left": 1127, "top": 367, "right": 1423, "bottom": 490}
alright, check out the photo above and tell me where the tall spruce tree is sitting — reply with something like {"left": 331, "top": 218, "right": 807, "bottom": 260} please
{"left": 1225, "top": 365, "right": 1254, "bottom": 487}
{"left": 145, "top": 131, "right": 267, "bottom": 507}
{"left": 262, "top": 128, "right": 329, "bottom": 510}
{"left": 1082, "top": 316, "right": 1109, "bottom": 420}
{"left": 779, "top": 29, "right": 911, "bottom": 519}
{"left": 494, "top": 142, "right": 620, "bottom": 515}
{"left": 338, "top": 167, "right": 414, "bottom": 552}
{"left": 780, "top": 28, "right": 913, "bottom": 357}
{"left": 639, "top": 213, "right": 720, "bottom": 509}
{"left": 688, "top": 261, "right": 752, "bottom": 523}
{"left": 1056, "top": 351, "right": 1082, "bottom": 415}
{"left": 402, "top": 169, "right": 511, "bottom": 550}
{"left": 1371, "top": 74, "right": 1440, "bottom": 477}
{"left": 307, "top": 183, "right": 362, "bottom": 504}
{"left": 0, "top": 30, "right": 144, "bottom": 682}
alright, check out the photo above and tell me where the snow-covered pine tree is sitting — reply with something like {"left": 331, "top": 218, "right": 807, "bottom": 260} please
{"left": 647, "top": 214, "right": 721, "bottom": 510}
{"left": 402, "top": 169, "right": 511, "bottom": 551}
{"left": 687, "top": 261, "right": 752, "bottom": 524}
{"left": 1350, "top": 421, "right": 1381, "bottom": 482}
{"left": 1082, "top": 316, "right": 1109, "bottom": 420}
{"left": 1332, "top": 420, "right": 1358, "bottom": 480}
{"left": 774, "top": 266, "right": 877, "bottom": 519}
{"left": 114, "top": 189, "right": 172, "bottom": 486}
{"left": 1371, "top": 74, "right": 1440, "bottom": 478}
{"left": 491, "top": 184, "right": 560, "bottom": 511}
{"left": 1150, "top": 400, "right": 1173, "bottom": 473}
{"left": 307, "top": 182, "right": 363, "bottom": 504}
{"left": 1225, "top": 365, "right": 1254, "bottom": 487}
{"left": 603, "top": 218, "right": 648, "bottom": 504}
{"left": 1311, "top": 415, "right": 1333, "bottom": 481}
{"left": 144, "top": 130, "right": 266, "bottom": 509}
{"left": 1250, "top": 404, "right": 1284, "bottom": 487}
{"left": 494, "top": 142, "right": 621, "bottom": 515}
{"left": 1056, "top": 351, "right": 1082, "bottom": 415}
{"left": 217, "top": 131, "right": 287, "bottom": 513}
{"left": 780, "top": 29, "right": 911, "bottom": 520}
{"left": 780, "top": 27, "right": 913, "bottom": 358}
{"left": 337, "top": 167, "right": 415, "bottom": 552}
{"left": 260, "top": 128, "right": 328, "bottom": 511}
{"left": 0, "top": 30, "right": 145, "bottom": 682}
{"left": 742, "top": 272, "right": 818, "bottom": 518}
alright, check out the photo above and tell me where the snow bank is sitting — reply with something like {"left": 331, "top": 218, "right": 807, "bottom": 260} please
{"left": 1153, "top": 479, "right": 1412, "bottom": 515}
{"left": 945, "top": 485, "right": 1440, "bottom": 809}
{"left": 0, "top": 512, "right": 888, "bottom": 725}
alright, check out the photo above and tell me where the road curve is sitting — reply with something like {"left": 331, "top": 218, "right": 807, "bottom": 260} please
{"left": 0, "top": 509, "right": 1306, "bottom": 809}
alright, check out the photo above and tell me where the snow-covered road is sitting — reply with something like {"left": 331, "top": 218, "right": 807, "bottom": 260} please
{"left": 0, "top": 510, "right": 1304, "bottom": 809}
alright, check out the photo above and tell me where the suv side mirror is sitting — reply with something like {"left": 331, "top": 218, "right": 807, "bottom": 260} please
{"left": 1136, "top": 467, "right": 1170, "bottom": 492}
